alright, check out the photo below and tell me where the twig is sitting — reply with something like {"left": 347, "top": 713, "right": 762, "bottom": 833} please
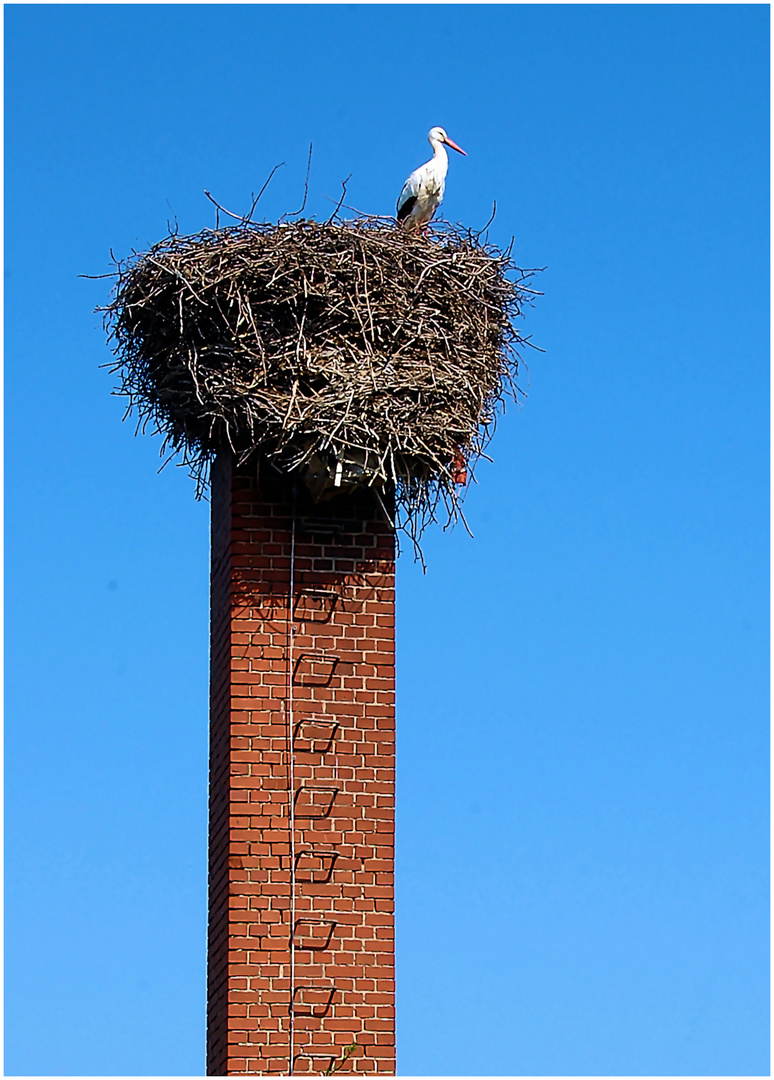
{"left": 165, "top": 199, "right": 179, "bottom": 237}
{"left": 245, "top": 162, "right": 286, "bottom": 223}
{"left": 204, "top": 190, "right": 251, "bottom": 225}
{"left": 325, "top": 1042, "right": 358, "bottom": 1076}
{"left": 322, "top": 194, "right": 385, "bottom": 220}
{"left": 204, "top": 162, "right": 285, "bottom": 228}
{"left": 281, "top": 143, "right": 313, "bottom": 221}
{"left": 326, "top": 174, "right": 352, "bottom": 224}
{"left": 478, "top": 199, "right": 497, "bottom": 237}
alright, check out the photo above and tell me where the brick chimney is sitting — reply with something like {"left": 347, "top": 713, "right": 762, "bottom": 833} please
{"left": 207, "top": 451, "right": 396, "bottom": 1075}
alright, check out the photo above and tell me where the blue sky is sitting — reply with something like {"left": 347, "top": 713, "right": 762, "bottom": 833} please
{"left": 4, "top": 4, "right": 769, "bottom": 1076}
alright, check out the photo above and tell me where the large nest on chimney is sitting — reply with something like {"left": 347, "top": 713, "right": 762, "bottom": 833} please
{"left": 103, "top": 217, "right": 539, "bottom": 540}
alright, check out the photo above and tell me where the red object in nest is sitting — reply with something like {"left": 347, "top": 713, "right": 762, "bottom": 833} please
{"left": 451, "top": 446, "right": 468, "bottom": 486}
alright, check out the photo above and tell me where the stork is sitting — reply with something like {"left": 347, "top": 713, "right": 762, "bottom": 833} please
{"left": 396, "top": 126, "right": 466, "bottom": 230}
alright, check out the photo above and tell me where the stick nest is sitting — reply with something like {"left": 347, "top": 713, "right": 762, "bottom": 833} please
{"left": 104, "top": 217, "right": 539, "bottom": 539}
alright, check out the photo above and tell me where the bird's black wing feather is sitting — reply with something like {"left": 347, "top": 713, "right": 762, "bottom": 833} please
{"left": 397, "top": 196, "right": 416, "bottom": 223}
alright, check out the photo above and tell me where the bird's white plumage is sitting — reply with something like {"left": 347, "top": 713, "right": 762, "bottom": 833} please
{"left": 396, "top": 126, "right": 466, "bottom": 229}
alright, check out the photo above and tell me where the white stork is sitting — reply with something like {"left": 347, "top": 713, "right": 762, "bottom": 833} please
{"left": 396, "top": 126, "right": 467, "bottom": 230}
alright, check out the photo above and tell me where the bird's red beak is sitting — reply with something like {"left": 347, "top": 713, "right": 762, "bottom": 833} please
{"left": 444, "top": 136, "right": 467, "bottom": 156}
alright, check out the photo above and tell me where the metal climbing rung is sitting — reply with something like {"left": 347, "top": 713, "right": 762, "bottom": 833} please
{"left": 292, "top": 918, "right": 338, "bottom": 951}
{"left": 294, "top": 784, "right": 339, "bottom": 819}
{"left": 293, "top": 651, "right": 340, "bottom": 685}
{"left": 297, "top": 517, "right": 350, "bottom": 537}
{"left": 292, "top": 1049, "right": 337, "bottom": 1073}
{"left": 294, "top": 847, "right": 340, "bottom": 883}
{"left": 294, "top": 587, "right": 340, "bottom": 623}
{"left": 291, "top": 983, "right": 336, "bottom": 1017}
{"left": 293, "top": 716, "right": 339, "bottom": 755}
